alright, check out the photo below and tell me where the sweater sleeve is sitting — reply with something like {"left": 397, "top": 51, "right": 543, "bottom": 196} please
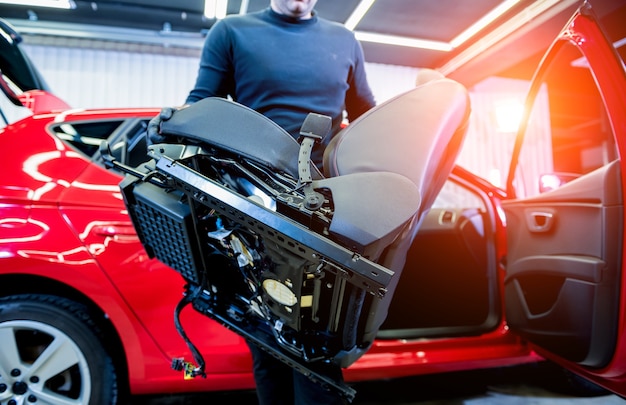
{"left": 344, "top": 39, "right": 376, "bottom": 122}
{"left": 185, "top": 20, "right": 235, "bottom": 104}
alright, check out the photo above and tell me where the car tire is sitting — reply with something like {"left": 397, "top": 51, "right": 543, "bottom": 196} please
{"left": 0, "top": 294, "right": 119, "bottom": 405}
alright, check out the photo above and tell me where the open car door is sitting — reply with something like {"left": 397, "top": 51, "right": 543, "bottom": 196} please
{"left": 502, "top": 2, "right": 626, "bottom": 396}
{"left": 0, "top": 18, "right": 69, "bottom": 123}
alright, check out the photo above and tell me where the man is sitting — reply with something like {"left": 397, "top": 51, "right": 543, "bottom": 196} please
{"left": 185, "top": 0, "right": 376, "bottom": 170}
{"left": 156, "top": 1, "right": 376, "bottom": 403}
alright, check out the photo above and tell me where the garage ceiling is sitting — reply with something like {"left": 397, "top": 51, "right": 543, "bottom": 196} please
{"left": 0, "top": 0, "right": 623, "bottom": 86}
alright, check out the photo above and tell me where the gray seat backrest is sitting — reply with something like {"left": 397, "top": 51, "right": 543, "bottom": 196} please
{"left": 321, "top": 77, "right": 470, "bottom": 346}
{"left": 324, "top": 78, "right": 471, "bottom": 242}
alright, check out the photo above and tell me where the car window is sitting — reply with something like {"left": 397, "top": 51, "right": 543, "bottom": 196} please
{"left": 511, "top": 39, "right": 617, "bottom": 198}
{"left": 52, "top": 120, "right": 125, "bottom": 158}
{"left": 51, "top": 118, "right": 152, "bottom": 169}
{"left": 113, "top": 119, "right": 150, "bottom": 168}
{"left": 93, "top": 118, "right": 151, "bottom": 170}
{"left": 432, "top": 179, "right": 485, "bottom": 211}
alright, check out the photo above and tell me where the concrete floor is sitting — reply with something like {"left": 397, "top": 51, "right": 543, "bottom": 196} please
{"left": 134, "top": 363, "right": 625, "bottom": 404}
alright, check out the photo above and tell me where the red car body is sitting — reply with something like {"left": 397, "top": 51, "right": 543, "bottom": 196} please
{"left": 0, "top": 1, "right": 625, "bottom": 403}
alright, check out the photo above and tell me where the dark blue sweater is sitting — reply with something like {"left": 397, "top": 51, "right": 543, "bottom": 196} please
{"left": 186, "top": 8, "right": 376, "bottom": 163}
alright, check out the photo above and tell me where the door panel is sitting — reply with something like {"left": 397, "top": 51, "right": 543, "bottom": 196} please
{"left": 502, "top": 6, "right": 626, "bottom": 372}
{"left": 503, "top": 161, "right": 622, "bottom": 367}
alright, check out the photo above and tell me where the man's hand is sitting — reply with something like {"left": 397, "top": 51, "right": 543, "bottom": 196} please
{"left": 147, "top": 107, "right": 177, "bottom": 144}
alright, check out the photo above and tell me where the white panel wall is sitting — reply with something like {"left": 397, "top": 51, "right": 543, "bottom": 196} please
{"left": 21, "top": 42, "right": 420, "bottom": 109}
{"left": 364, "top": 63, "right": 421, "bottom": 104}
{"left": 23, "top": 44, "right": 201, "bottom": 108}
{"left": 455, "top": 76, "right": 546, "bottom": 189}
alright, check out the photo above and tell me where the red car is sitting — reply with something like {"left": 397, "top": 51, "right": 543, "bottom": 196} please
{"left": 1, "top": 1, "right": 625, "bottom": 404}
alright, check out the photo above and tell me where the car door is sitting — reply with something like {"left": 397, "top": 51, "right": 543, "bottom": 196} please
{"left": 0, "top": 18, "right": 70, "bottom": 121}
{"left": 501, "top": 2, "right": 626, "bottom": 395}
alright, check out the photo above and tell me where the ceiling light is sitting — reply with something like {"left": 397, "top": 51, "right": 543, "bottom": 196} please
{"left": 0, "top": 0, "right": 75, "bottom": 9}
{"left": 353, "top": 0, "right": 574, "bottom": 56}
{"left": 450, "top": 0, "right": 521, "bottom": 47}
{"left": 204, "top": 0, "right": 228, "bottom": 20}
{"left": 347, "top": 0, "right": 519, "bottom": 51}
{"left": 345, "top": 0, "right": 519, "bottom": 51}
{"left": 440, "top": 0, "right": 578, "bottom": 74}
{"left": 344, "top": 0, "right": 376, "bottom": 31}
{"left": 355, "top": 31, "right": 452, "bottom": 52}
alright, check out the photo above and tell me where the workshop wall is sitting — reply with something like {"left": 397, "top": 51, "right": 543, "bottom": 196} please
{"left": 22, "top": 42, "right": 420, "bottom": 110}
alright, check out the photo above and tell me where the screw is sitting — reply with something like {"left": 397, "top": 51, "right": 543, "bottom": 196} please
{"left": 8, "top": 399, "right": 17, "bottom": 405}
{"left": 28, "top": 395, "right": 37, "bottom": 403}
{"left": 29, "top": 376, "right": 39, "bottom": 383}
{"left": 10, "top": 369, "right": 21, "bottom": 377}
{"left": 0, "top": 383, "right": 7, "bottom": 392}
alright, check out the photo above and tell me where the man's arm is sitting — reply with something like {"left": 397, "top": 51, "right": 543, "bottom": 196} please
{"left": 344, "top": 39, "right": 376, "bottom": 122}
{"left": 186, "top": 21, "right": 235, "bottom": 104}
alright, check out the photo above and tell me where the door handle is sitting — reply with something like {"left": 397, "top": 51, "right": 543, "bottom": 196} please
{"left": 525, "top": 210, "right": 555, "bottom": 233}
{"left": 91, "top": 223, "right": 138, "bottom": 240}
